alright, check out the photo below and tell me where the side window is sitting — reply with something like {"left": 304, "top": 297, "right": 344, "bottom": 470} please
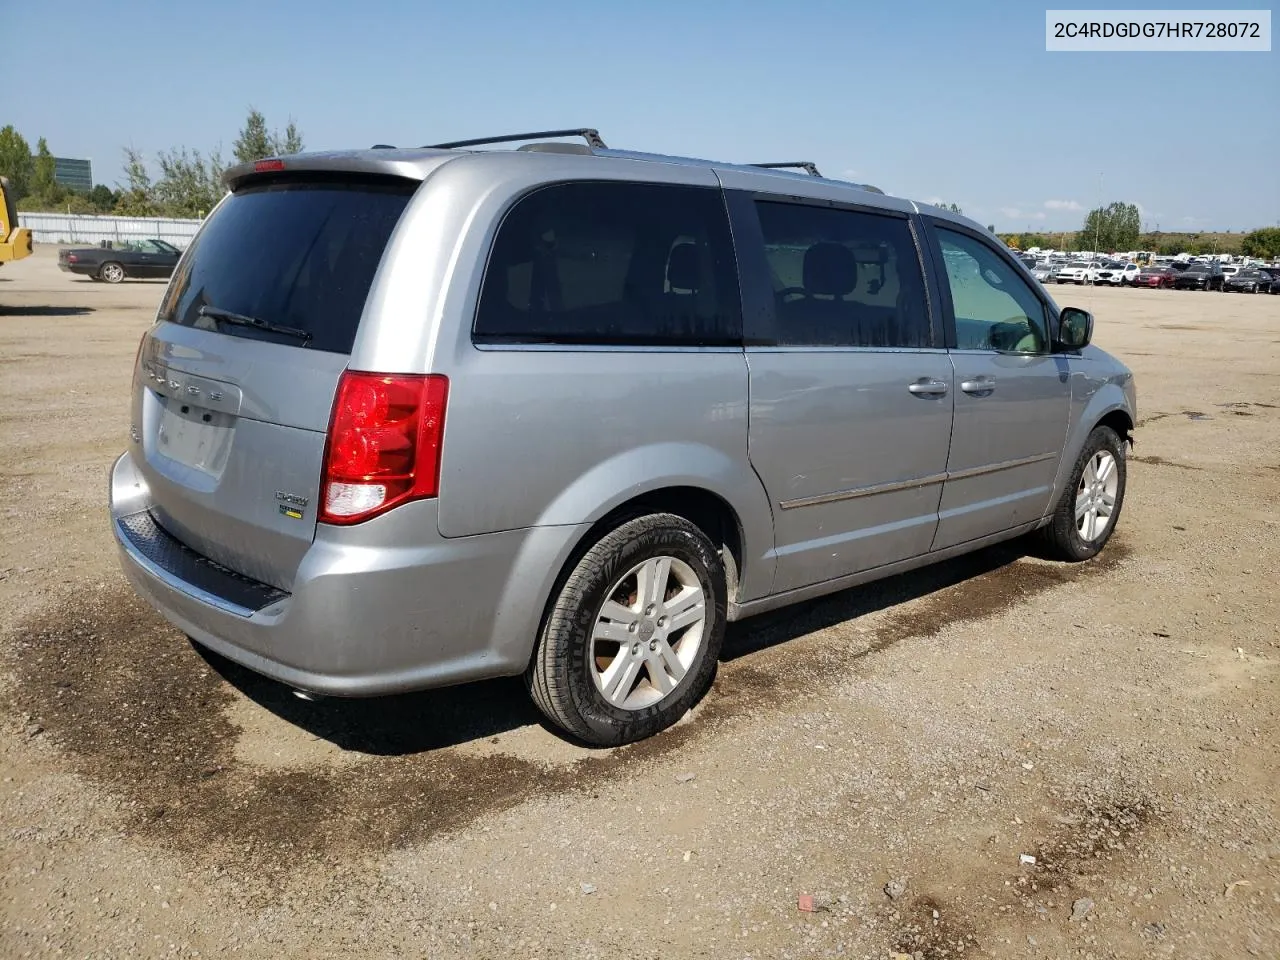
{"left": 755, "top": 201, "right": 930, "bottom": 348}
{"left": 935, "top": 228, "right": 1050, "bottom": 354}
{"left": 474, "top": 182, "right": 740, "bottom": 345}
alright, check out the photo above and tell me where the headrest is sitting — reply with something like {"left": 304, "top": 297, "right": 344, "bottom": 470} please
{"left": 803, "top": 242, "right": 857, "bottom": 296}
{"left": 667, "top": 242, "right": 700, "bottom": 291}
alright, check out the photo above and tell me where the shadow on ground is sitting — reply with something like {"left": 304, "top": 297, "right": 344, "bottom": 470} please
{"left": 0, "top": 305, "right": 94, "bottom": 317}
{"left": 6, "top": 534, "right": 1130, "bottom": 875}
{"left": 198, "top": 645, "right": 542, "bottom": 756}
{"left": 202, "top": 538, "right": 1046, "bottom": 755}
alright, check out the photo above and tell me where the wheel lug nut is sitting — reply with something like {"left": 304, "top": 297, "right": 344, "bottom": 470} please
{"left": 649, "top": 640, "right": 658, "bottom": 651}
{"left": 657, "top": 616, "right": 666, "bottom": 626}
{"left": 628, "top": 622, "right": 638, "bottom": 633}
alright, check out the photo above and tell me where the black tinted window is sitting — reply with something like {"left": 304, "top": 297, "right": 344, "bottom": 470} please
{"left": 159, "top": 177, "right": 415, "bottom": 353}
{"left": 475, "top": 182, "right": 740, "bottom": 345}
{"left": 755, "top": 201, "right": 930, "bottom": 348}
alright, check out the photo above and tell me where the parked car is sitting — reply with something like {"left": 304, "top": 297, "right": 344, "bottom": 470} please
{"left": 1094, "top": 262, "right": 1141, "bottom": 286}
{"left": 1220, "top": 265, "right": 1240, "bottom": 284}
{"left": 1132, "top": 265, "right": 1176, "bottom": 289}
{"left": 1055, "top": 261, "right": 1094, "bottom": 284}
{"left": 1172, "top": 261, "right": 1225, "bottom": 290}
{"left": 1030, "top": 262, "right": 1056, "bottom": 284}
{"left": 57, "top": 239, "right": 182, "bottom": 283}
{"left": 109, "top": 132, "right": 1137, "bottom": 745}
{"left": 1224, "top": 267, "right": 1276, "bottom": 293}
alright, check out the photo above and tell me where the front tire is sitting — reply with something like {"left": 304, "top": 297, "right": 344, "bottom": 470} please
{"left": 1038, "top": 426, "right": 1127, "bottom": 561}
{"left": 526, "top": 513, "right": 727, "bottom": 746}
{"left": 99, "top": 261, "right": 125, "bottom": 284}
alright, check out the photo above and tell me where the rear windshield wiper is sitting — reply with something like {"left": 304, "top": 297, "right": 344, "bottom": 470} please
{"left": 198, "top": 305, "right": 313, "bottom": 345}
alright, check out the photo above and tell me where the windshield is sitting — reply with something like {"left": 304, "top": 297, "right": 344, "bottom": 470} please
{"left": 158, "top": 176, "right": 416, "bottom": 353}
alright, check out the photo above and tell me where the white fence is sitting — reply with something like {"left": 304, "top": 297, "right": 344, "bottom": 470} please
{"left": 19, "top": 212, "right": 202, "bottom": 248}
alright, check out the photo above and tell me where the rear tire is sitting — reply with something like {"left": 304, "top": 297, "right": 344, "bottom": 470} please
{"left": 1038, "top": 426, "right": 1127, "bottom": 562}
{"left": 99, "top": 261, "right": 125, "bottom": 284}
{"left": 526, "top": 513, "right": 726, "bottom": 746}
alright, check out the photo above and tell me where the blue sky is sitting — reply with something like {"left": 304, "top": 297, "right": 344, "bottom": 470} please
{"left": 8, "top": 0, "right": 1277, "bottom": 232}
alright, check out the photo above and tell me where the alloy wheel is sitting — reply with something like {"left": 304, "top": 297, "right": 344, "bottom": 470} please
{"left": 590, "top": 556, "right": 707, "bottom": 710}
{"left": 1075, "top": 450, "right": 1119, "bottom": 542}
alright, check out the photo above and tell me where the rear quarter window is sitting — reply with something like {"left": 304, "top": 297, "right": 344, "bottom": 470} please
{"left": 474, "top": 181, "right": 741, "bottom": 346}
{"left": 159, "top": 176, "right": 416, "bottom": 354}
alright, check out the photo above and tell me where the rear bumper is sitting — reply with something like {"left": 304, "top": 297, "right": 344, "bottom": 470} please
{"left": 58, "top": 262, "right": 96, "bottom": 275}
{"left": 109, "top": 451, "right": 586, "bottom": 696}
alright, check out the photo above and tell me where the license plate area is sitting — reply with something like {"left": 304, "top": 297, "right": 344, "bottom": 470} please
{"left": 155, "top": 394, "right": 234, "bottom": 476}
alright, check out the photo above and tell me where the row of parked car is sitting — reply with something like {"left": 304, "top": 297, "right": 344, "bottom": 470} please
{"left": 1022, "top": 256, "right": 1280, "bottom": 293}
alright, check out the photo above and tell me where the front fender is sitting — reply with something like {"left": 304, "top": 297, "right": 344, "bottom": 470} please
{"left": 534, "top": 441, "right": 776, "bottom": 602}
{"left": 1048, "top": 360, "right": 1136, "bottom": 510}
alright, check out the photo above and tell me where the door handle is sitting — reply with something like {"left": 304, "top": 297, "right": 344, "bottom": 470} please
{"left": 907, "top": 378, "right": 949, "bottom": 396}
{"left": 960, "top": 376, "right": 997, "bottom": 395}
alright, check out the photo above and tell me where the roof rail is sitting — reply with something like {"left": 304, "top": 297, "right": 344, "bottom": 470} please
{"left": 751, "top": 161, "right": 823, "bottom": 177}
{"left": 426, "top": 128, "right": 608, "bottom": 150}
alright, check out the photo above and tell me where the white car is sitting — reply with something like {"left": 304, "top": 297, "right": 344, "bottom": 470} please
{"left": 1055, "top": 260, "right": 1096, "bottom": 284}
{"left": 1094, "top": 262, "right": 1141, "bottom": 286}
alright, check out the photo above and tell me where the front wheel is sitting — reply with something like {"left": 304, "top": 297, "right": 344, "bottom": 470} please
{"left": 1038, "top": 426, "right": 1127, "bottom": 561}
{"left": 526, "top": 513, "right": 727, "bottom": 746}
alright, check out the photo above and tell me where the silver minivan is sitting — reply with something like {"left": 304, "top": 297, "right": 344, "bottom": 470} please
{"left": 110, "top": 129, "right": 1136, "bottom": 745}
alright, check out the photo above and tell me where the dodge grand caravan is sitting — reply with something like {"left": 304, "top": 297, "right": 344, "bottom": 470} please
{"left": 110, "top": 129, "right": 1136, "bottom": 745}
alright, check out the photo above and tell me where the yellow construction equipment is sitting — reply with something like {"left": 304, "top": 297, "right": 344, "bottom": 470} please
{"left": 0, "top": 176, "right": 34, "bottom": 265}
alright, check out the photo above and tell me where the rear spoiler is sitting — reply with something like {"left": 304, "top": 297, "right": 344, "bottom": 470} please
{"left": 222, "top": 151, "right": 454, "bottom": 191}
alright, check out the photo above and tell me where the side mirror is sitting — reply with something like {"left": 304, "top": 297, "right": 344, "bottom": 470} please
{"left": 1057, "top": 307, "right": 1094, "bottom": 350}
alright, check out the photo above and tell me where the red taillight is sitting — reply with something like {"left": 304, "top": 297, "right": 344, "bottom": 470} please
{"left": 319, "top": 371, "right": 449, "bottom": 525}
{"left": 67, "top": 254, "right": 78, "bottom": 263}
{"left": 254, "top": 158, "right": 285, "bottom": 172}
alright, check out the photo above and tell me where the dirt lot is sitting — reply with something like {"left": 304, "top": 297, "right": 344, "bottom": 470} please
{"left": 2, "top": 247, "right": 1278, "bottom": 959}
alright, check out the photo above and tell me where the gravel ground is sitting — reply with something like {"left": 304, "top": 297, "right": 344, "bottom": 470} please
{"left": 1, "top": 249, "right": 1278, "bottom": 959}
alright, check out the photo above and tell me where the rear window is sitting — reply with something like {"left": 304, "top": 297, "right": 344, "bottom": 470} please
{"left": 158, "top": 176, "right": 416, "bottom": 353}
{"left": 474, "top": 181, "right": 741, "bottom": 345}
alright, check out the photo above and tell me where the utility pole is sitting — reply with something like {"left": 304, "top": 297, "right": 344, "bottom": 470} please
{"left": 1093, "top": 172, "right": 1103, "bottom": 258}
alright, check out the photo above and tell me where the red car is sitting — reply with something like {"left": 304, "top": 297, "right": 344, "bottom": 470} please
{"left": 1132, "top": 265, "right": 1176, "bottom": 288}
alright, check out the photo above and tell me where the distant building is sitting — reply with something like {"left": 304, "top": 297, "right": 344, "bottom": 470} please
{"left": 35, "top": 157, "right": 94, "bottom": 192}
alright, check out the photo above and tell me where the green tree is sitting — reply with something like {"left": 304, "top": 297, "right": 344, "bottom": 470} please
{"left": 277, "top": 120, "right": 304, "bottom": 155}
{"left": 1241, "top": 227, "right": 1280, "bottom": 259}
{"left": 233, "top": 108, "right": 305, "bottom": 163}
{"left": 88, "top": 184, "right": 119, "bottom": 213}
{"left": 115, "top": 147, "right": 159, "bottom": 217}
{"left": 30, "top": 137, "right": 66, "bottom": 207}
{"left": 154, "top": 147, "right": 226, "bottom": 217}
{"left": 233, "top": 108, "right": 274, "bottom": 163}
{"left": 0, "top": 125, "right": 34, "bottom": 201}
{"left": 1081, "top": 202, "right": 1141, "bottom": 252}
